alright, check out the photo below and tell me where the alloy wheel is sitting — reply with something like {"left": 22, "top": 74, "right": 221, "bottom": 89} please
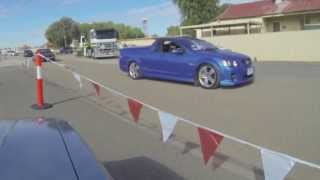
{"left": 198, "top": 65, "right": 217, "bottom": 88}
{"left": 129, "top": 62, "right": 140, "bottom": 79}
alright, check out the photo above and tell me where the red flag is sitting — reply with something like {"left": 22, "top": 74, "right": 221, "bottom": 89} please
{"left": 91, "top": 82, "right": 100, "bottom": 96}
{"left": 198, "top": 127, "right": 224, "bottom": 165}
{"left": 127, "top": 98, "right": 143, "bottom": 123}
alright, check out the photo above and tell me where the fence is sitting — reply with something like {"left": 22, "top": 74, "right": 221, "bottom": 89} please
{"left": 202, "top": 30, "right": 320, "bottom": 62}
{"left": 120, "top": 38, "right": 155, "bottom": 47}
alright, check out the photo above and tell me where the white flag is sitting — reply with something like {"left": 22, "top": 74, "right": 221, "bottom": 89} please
{"left": 261, "top": 149, "right": 295, "bottom": 180}
{"left": 72, "top": 72, "right": 82, "bottom": 89}
{"left": 158, "top": 111, "right": 178, "bottom": 142}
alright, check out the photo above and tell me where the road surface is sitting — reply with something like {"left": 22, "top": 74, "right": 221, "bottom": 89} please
{"left": 1, "top": 56, "right": 320, "bottom": 179}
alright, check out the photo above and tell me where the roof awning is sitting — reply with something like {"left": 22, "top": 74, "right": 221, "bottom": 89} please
{"left": 180, "top": 20, "right": 262, "bottom": 30}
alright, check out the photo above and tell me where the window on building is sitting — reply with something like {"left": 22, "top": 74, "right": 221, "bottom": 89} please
{"left": 305, "top": 16, "right": 311, "bottom": 25}
{"left": 201, "top": 30, "right": 212, "bottom": 38}
{"left": 305, "top": 14, "right": 320, "bottom": 25}
{"left": 304, "top": 14, "right": 320, "bottom": 30}
{"left": 273, "top": 22, "right": 280, "bottom": 32}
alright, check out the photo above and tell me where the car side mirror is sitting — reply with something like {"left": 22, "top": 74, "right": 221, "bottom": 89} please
{"left": 172, "top": 48, "right": 184, "bottom": 55}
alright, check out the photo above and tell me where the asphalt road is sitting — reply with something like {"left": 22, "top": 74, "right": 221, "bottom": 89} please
{"left": 0, "top": 57, "right": 226, "bottom": 180}
{"left": 56, "top": 55, "right": 320, "bottom": 159}
{"left": 1, "top": 56, "right": 320, "bottom": 179}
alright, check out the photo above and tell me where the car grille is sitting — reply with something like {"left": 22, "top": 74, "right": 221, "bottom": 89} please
{"left": 241, "top": 58, "right": 251, "bottom": 66}
{"left": 102, "top": 43, "right": 116, "bottom": 50}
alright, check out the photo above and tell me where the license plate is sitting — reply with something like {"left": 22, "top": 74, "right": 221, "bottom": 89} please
{"left": 247, "top": 67, "right": 254, "bottom": 76}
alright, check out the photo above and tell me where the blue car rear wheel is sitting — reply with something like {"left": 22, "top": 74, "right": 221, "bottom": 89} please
{"left": 128, "top": 62, "right": 141, "bottom": 79}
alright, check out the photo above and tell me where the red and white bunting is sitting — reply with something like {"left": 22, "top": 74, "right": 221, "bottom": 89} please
{"left": 158, "top": 111, "right": 178, "bottom": 142}
{"left": 127, "top": 98, "right": 143, "bottom": 123}
{"left": 261, "top": 149, "right": 295, "bottom": 180}
{"left": 40, "top": 56, "right": 320, "bottom": 173}
{"left": 198, "top": 127, "right": 224, "bottom": 165}
{"left": 91, "top": 82, "right": 101, "bottom": 96}
{"left": 72, "top": 71, "right": 82, "bottom": 89}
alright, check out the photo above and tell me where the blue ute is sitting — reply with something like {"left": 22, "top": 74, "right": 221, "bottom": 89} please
{"left": 119, "top": 37, "right": 254, "bottom": 89}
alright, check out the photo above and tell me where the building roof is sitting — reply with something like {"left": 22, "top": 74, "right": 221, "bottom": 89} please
{"left": 217, "top": 0, "right": 320, "bottom": 20}
{"left": 180, "top": 20, "right": 261, "bottom": 30}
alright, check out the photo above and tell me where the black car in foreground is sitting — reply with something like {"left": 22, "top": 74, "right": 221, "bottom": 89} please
{"left": 36, "top": 48, "right": 55, "bottom": 61}
{"left": 23, "top": 49, "right": 34, "bottom": 57}
{"left": 0, "top": 119, "right": 113, "bottom": 180}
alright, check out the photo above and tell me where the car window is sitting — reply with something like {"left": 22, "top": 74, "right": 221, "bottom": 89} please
{"left": 39, "top": 49, "right": 51, "bottom": 53}
{"left": 161, "top": 40, "right": 182, "bottom": 53}
{"left": 188, "top": 39, "right": 218, "bottom": 51}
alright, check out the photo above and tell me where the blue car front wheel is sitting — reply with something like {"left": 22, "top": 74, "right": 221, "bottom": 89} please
{"left": 197, "top": 64, "right": 220, "bottom": 89}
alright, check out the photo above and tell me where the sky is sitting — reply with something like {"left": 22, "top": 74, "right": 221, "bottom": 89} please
{"left": 0, "top": 0, "right": 255, "bottom": 48}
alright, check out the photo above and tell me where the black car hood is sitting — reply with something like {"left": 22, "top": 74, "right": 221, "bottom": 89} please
{"left": 0, "top": 119, "right": 109, "bottom": 180}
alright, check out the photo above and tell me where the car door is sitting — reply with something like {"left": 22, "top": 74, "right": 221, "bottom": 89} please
{"left": 159, "top": 40, "right": 194, "bottom": 80}
{"left": 139, "top": 40, "right": 163, "bottom": 76}
{"left": 143, "top": 40, "right": 181, "bottom": 78}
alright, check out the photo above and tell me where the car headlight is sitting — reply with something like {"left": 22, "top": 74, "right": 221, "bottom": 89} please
{"left": 222, "top": 60, "right": 231, "bottom": 67}
{"left": 222, "top": 60, "right": 238, "bottom": 67}
{"left": 232, "top": 60, "right": 238, "bottom": 67}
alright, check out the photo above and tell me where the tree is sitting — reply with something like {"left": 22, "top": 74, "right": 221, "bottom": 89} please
{"left": 172, "top": 0, "right": 220, "bottom": 26}
{"left": 45, "top": 17, "right": 80, "bottom": 48}
{"left": 166, "top": 26, "right": 180, "bottom": 36}
{"left": 171, "top": 0, "right": 229, "bottom": 37}
{"left": 217, "top": 3, "right": 230, "bottom": 17}
{"left": 46, "top": 18, "right": 145, "bottom": 48}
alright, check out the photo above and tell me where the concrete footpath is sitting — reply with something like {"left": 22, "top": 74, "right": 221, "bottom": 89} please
{"left": 0, "top": 58, "right": 319, "bottom": 179}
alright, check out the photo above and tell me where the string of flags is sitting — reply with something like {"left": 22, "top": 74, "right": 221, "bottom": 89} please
{"left": 261, "top": 149, "right": 295, "bottom": 180}
{"left": 37, "top": 54, "right": 320, "bottom": 180}
{"left": 127, "top": 98, "right": 143, "bottom": 123}
{"left": 91, "top": 82, "right": 101, "bottom": 96}
{"left": 158, "top": 111, "right": 178, "bottom": 143}
{"left": 198, "top": 127, "right": 224, "bottom": 165}
{"left": 72, "top": 72, "right": 82, "bottom": 89}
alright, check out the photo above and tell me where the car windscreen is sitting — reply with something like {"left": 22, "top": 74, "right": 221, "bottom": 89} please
{"left": 39, "top": 49, "right": 51, "bottom": 53}
{"left": 188, "top": 39, "right": 218, "bottom": 51}
{"left": 95, "top": 30, "right": 118, "bottom": 39}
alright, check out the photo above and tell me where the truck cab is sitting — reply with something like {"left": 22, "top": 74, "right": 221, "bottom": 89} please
{"left": 89, "top": 29, "right": 119, "bottom": 59}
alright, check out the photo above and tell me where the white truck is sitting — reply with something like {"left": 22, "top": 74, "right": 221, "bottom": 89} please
{"left": 87, "top": 29, "right": 119, "bottom": 58}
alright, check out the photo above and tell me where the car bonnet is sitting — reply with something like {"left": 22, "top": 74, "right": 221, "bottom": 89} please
{"left": 0, "top": 119, "right": 108, "bottom": 180}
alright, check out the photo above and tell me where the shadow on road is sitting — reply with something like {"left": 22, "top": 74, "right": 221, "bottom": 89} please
{"left": 51, "top": 93, "right": 94, "bottom": 106}
{"left": 102, "top": 156, "right": 185, "bottom": 180}
{"left": 252, "top": 167, "right": 264, "bottom": 180}
{"left": 181, "top": 141, "right": 199, "bottom": 155}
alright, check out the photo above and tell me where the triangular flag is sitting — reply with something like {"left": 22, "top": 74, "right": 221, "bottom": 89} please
{"left": 72, "top": 72, "right": 82, "bottom": 89}
{"left": 158, "top": 111, "right": 178, "bottom": 142}
{"left": 198, "top": 127, "right": 224, "bottom": 165}
{"left": 91, "top": 82, "right": 100, "bottom": 96}
{"left": 261, "top": 149, "right": 295, "bottom": 180}
{"left": 127, "top": 98, "right": 143, "bottom": 123}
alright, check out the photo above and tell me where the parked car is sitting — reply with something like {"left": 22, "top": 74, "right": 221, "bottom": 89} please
{"left": 119, "top": 37, "right": 254, "bottom": 89}
{"left": 60, "top": 47, "right": 73, "bottom": 54}
{"left": 0, "top": 118, "right": 113, "bottom": 180}
{"left": 35, "top": 48, "right": 55, "bottom": 61}
{"left": 23, "top": 49, "right": 34, "bottom": 57}
{"left": 6, "top": 50, "right": 17, "bottom": 56}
